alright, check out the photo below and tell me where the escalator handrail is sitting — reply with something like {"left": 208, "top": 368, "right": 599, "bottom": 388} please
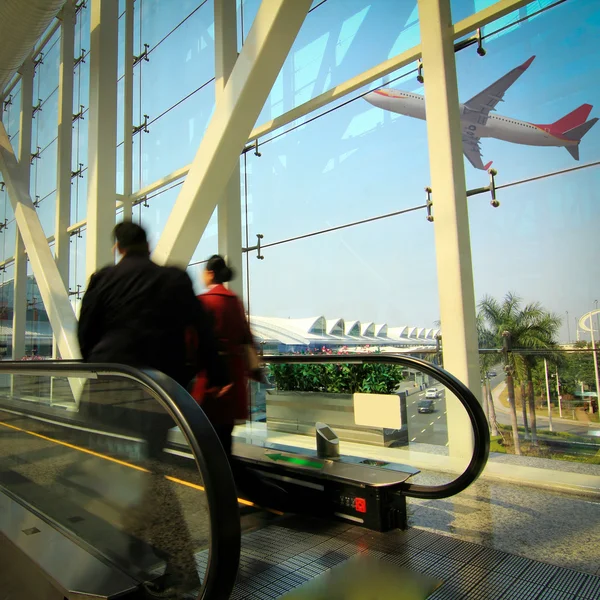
{"left": 263, "top": 353, "right": 490, "bottom": 500}
{"left": 0, "top": 361, "right": 241, "bottom": 600}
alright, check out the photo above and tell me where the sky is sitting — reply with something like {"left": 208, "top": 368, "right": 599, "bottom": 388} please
{"left": 226, "top": 0, "right": 600, "bottom": 343}
{"left": 0, "top": 0, "right": 599, "bottom": 345}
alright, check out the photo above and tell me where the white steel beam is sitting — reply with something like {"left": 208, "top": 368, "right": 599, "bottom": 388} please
{"left": 0, "top": 123, "right": 80, "bottom": 360}
{"left": 121, "top": 0, "right": 134, "bottom": 220}
{"left": 417, "top": 0, "right": 481, "bottom": 459}
{"left": 215, "top": 0, "right": 243, "bottom": 297}
{"left": 153, "top": 0, "right": 312, "bottom": 267}
{"left": 54, "top": 0, "right": 76, "bottom": 356}
{"left": 12, "top": 59, "right": 34, "bottom": 360}
{"left": 86, "top": 0, "right": 118, "bottom": 280}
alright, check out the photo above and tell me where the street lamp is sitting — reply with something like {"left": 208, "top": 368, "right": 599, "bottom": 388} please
{"left": 566, "top": 310, "right": 570, "bottom": 343}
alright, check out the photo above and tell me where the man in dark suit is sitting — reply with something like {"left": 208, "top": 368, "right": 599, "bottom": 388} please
{"left": 77, "top": 221, "right": 228, "bottom": 598}
{"left": 78, "top": 221, "right": 227, "bottom": 390}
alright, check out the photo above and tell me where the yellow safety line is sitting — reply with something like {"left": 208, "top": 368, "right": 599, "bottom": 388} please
{"left": 0, "top": 419, "right": 268, "bottom": 510}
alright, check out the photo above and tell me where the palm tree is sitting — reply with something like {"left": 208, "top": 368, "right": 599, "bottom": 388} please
{"left": 479, "top": 293, "right": 561, "bottom": 455}
{"left": 476, "top": 313, "right": 499, "bottom": 436}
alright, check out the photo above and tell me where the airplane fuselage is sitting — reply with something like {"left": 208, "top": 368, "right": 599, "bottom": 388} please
{"left": 368, "top": 92, "right": 576, "bottom": 148}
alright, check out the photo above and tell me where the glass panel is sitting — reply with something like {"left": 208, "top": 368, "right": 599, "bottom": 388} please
{"left": 0, "top": 263, "right": 14, "bottom": 359}
{"left": 73, "top": 59, "right": 91, "bottom": 115}
{"left": 244, "top": 66, "right": 429, "bottom": 245}
{"left": 32, "top": 139, "right": 58, "bottom": 203}
{"left": 71, "top": 110, "right": 89, "bottom": 175}
{"left": 117, "top": 142, "right": 125, "bottom": 195}
{"left": 3, "top": 84, "right": 22, "bottom": 138}
{"left": 140, "top": 1, "right": 215, "bottom": 122}
{"left": 141, "top": 0, "right": 212, "bottom": 51}
{"left": 1, "top": 221, "right": 17, "bottom": 266}
{"left": 70, "top": 167, "right": 88, "bottom": 225}
{"left": 139, "top": 81, "right": 215, "bottom": 188}
{"left": 0, "top": 188, "right": 15, "bottom": 264}
{"left": 36, "top": 191, "right": 57, "bottom": 239}
{"left": 75, "top": 1, "right": 91, "bottom": 60}
{"left": 241, "top": 356, "right": 471, "bottom": 488}
{"left": 35, "top": 88, "right": 59, "bottom": 152}
{"left": 244, "top": 222, "right": 438, "bottom": 331}
{"left": 24, "top": 270, "right": 52, "bottom": 358}
{"left": 451, "top": 0, "right": 558, "bottom": 26}
{"left": 0, "top": 372, "right": 212, "bottom": 594}
{"left": 241, "top": 0, "right": 421, "bottom": 127}
{"left": 477, "top": 348, "right": 600, "bottom": 463}
{"left": 456, "top": 0, "right": 599, "bottom": 187}
{"left": 34, "top": 33, "right": 61, "bottom": 101}
{"left": 69, "top": 228, "right": 87, "bottom": 317}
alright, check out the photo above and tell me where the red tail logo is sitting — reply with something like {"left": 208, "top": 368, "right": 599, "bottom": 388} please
{"left": 534, "top": 104, "right": 593, "bottom": 137}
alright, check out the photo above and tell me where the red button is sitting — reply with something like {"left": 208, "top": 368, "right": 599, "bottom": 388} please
{"left": 355, "top": 498, "right": 367, "bottom": 513}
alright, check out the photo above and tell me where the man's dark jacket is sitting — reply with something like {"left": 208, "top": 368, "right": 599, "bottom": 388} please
{"left": 78, "top": 252, "right": 227, "bottom": 388}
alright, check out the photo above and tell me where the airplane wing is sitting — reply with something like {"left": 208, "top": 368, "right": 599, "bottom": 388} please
{"left": 462, "top": 123, "right": 492, "bottom": 171}
{"left": 462, "top": 56, "right": 535, "bottom": 126}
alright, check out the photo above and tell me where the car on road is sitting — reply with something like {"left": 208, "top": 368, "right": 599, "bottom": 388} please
{"left": 487, "top": 370, "right": 497, "bottom": 377}
{"left": 425, "top": 387, "right": 441, "bottom": 399}
{"left": 418, "top": 399, "right": 435, "bottom": 413}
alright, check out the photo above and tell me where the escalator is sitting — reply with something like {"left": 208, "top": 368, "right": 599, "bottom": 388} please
{"left": 0, "top": 364, "right": 242, "bottom": 600}
{"left": 0, "top": 355, "right": 490, "bottom": 599}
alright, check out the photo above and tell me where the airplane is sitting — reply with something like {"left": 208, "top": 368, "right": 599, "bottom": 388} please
{"left": 364, "top": 56, "right": 598, "bottom": 171}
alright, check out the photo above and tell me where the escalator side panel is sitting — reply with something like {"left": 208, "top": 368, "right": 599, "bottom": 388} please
{"left": 0, "top": 490, "right": 139, "bottom": 600}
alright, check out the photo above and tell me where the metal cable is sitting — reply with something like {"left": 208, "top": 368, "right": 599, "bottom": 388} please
{"left": 147, "top": 77, "right": 214, "bottom": 127}
{"left": 260, "top": 204, "right": 428, "bottom": 251}
{"left": 495, "top": 161, "right": 600, "bottom": 191}
{"left": 482, "top": 0, "right": 569, "bottom": 39}
{"left": 308, "top": 0, "right": 329, "bottom": 13}
{"left": 146, "top": 1, "right": 209, "bottom": 56}
{"left": 260, "top": 68, "right": 418, "bottom": 147}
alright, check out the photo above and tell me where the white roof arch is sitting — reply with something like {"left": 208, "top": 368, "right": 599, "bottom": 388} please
{"left": 326, "top": 318, "right": 345, "bottom": 336}
{"left": 345, "top": 320, "right": 361, "bottom": 336}
{"left": 375, "top": 323, "right": 388, "bottom": 337}
{"left": 361, "top": 322, "right": 375, "bottom": 337}
{"left": 406, "top": 326, "right": 418, "bottom": 338}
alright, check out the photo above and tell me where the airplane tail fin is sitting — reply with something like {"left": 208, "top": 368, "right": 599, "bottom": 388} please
{"left": 562, "top": 117, "right": 598, "bottom": 161}
{"left": 534, "top": 104, "right": 593, "bottom": 137}
{"left": 552, "top": 104, "right": 593, "bottom": 134}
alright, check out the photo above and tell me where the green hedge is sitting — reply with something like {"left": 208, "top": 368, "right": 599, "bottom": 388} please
{"left": 269, "top": 361, "right": 404, "bottom": 395}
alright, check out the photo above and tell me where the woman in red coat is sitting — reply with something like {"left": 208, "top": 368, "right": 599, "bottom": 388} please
{"left": 190, "top": 255, "right": 257, "bottom": 457}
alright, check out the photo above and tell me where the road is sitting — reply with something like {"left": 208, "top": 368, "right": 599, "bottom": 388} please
{"left": 484, "top": 368, "right": 599, "bottom": 436}
{"left": 405, "top": 389, "right": 448, "bottom": 446}
{"left": 403, "top": 366, "right": 599, "bottom": 447}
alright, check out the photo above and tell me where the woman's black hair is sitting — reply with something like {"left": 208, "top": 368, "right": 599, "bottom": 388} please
{"left": 206, "top": 254, "right": 234, "bottom": 284}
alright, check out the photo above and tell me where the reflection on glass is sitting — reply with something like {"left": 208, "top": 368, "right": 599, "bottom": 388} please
{"left": 32, "top": 140, "right": 58, "bottom": 202}
{"left": 34, "top": 35, "right": 60, "bottom": 102}
{"left": 69, "top": 229, "right": 87, "bottom": 318}
{"left": 139, "top": 82, "right": 215, "bottom": 188}
{"left": 140, "top": 1, "right": 215, "bottom": 121}
{"left": 243, "top": 358, "right": 471, "bottom": 487}
{"left": 33, "top": 89, "right": 59, "bottom": 152}
{"left": 35, "top": 191, "right": 57, "bottom": 239}
{"left": 0, "top": 374, "right": 211, "bottom": 594}
{"left": 0, "top": 264, "right": 14, "bottom": 359}
{"left": 244, "top": 71, "right": 429, "bottom": 246}
{"left": 70, "top": 168, "right": 88, "bottom": 225}
{"left": 241, "top": 0, "right": 421, "bottom": 127}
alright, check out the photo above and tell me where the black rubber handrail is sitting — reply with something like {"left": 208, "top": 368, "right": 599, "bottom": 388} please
{"left": 0, "top": 361, "right": 241, "bottom": 600}
{"left": 263, "top": 354, "right": 490, "bottom": 500}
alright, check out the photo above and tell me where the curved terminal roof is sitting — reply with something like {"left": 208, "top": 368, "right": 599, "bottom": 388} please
{"left": 249, "top": 315, "right": 439, "bottom": 350}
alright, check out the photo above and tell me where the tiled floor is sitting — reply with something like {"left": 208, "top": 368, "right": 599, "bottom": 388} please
{"left": 229, "top": 516, "right": 600, "bottom": 599}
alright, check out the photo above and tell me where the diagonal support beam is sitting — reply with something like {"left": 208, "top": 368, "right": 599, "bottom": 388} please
{"left": 152, "top": 0, "right": 312, "bottom": 267}
{"left": 0, "top": 122, "right": 80, "bottom": 360}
